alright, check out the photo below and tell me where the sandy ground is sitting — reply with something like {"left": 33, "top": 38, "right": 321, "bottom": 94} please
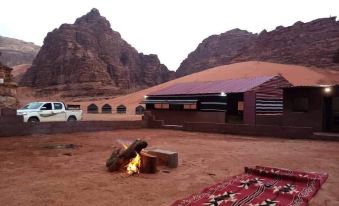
{"left": 0, "top": 129, "right": 338, "bottom": 206}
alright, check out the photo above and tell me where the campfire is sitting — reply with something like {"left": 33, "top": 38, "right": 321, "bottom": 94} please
{"left": 106, "top": 139, "right": 157, "bottom": 175}
{"left": 122, "top": 144, "right": 141, "bottom": 175}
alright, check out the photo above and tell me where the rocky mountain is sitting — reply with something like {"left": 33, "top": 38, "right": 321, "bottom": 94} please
{"left": 20, "top": 8, "right": 174, "bottom": 97}
{"left": 176, "top": 29, "right": 256, "bottom": 77}
{"left": 177, "top": 17, "right": 339, "bottom": 77}
{"left": 0, "top": 36, "right": 40, "bottom": 67}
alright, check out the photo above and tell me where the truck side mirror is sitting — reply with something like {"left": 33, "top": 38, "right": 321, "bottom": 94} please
{"left": 40, "top": 107, "right": 47, "bottom": 110}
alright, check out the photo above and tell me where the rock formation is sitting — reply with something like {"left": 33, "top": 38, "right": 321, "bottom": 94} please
{"left": 0, "top": 56, "right": 17, "bottom": 108}
{"left": 177, "top": 17, "right": 339, "bottom": 77}
{"left": 0, "top": 36, "right": 40, "bottom": 67}
{"left": 20, "top": 8, "right": 174, "bottom": 97}
{"left": 176, "top": 29, "right": 256, "bottom": 77}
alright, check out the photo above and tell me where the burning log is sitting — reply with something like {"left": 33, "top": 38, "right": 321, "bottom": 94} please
{"left": 106, "top": 139, "right": 148, "bottom": 173}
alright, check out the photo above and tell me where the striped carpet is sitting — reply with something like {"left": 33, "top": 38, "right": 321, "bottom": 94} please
{"left": 171, "top": 166, "right": 328, "bottom": 206}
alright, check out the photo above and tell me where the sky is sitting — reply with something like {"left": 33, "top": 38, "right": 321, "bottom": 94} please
{"left": 0, "top": 0, "right": 339, "bottom": 71}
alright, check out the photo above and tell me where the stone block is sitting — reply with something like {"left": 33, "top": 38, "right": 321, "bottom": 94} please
{"left": 145, "top": 148, "right": 178, "bottom": 168}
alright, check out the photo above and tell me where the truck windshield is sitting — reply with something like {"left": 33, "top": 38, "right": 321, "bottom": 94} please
{"left": 22, "top": 102, "right": 43, "bottom": 110}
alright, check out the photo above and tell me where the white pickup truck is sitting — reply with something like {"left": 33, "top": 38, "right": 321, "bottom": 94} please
{"left": 17, "top": 102, "right": 82, "bottom": 122}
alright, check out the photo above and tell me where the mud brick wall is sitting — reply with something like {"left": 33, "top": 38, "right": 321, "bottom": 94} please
{"left": 143, "top": 110, "right": 314, "bottom": 138}
{"left": 0, "top": 121, "right": 142, "bottom": 137}
{"left": 142, "top": 111, "right": 164, "bottom": 128}
{"left": 183, "top": 122, "right": 314, "bottom": 139}
{"left": 255, "top": 114, "right": 283, "bottom": 125}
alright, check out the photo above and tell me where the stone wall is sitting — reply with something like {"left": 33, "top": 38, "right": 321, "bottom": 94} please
{"left": 0, "top": 63, "right": 17, "bottom": 108}
{"left": 143, "top": 111, "right": 314, "bottom": 139}
{"left": 0, "top": 120, "right": 142, "bottom": 137}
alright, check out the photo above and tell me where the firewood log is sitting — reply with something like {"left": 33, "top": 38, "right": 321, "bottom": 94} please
{"left": 106, "top": 139, "right": 148, "bottom": 172}
{"left": 140, "top": 152, "right": 157, "bottom": 174}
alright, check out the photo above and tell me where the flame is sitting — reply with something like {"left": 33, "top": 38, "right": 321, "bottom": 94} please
{"left": 122, "top": 144, "right": 141, "bottom": 175}
{"left": 126, "top": 152, "right": 141, "bottom": 175}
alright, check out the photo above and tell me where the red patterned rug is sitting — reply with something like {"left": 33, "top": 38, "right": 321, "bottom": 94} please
{"left": 171, "top": 166, "right": 328, "bottom": 206}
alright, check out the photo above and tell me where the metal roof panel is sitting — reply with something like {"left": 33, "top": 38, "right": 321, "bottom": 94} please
{"left": 149, "top": 76, "right": 277, "bottom": 96}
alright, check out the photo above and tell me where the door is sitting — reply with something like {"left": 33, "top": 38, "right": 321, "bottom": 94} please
{"left": 331, "top": 97, "right": 339, "bottom": 132}
{"left": 38, "top": 103, "right": 54, "bottom": 122}
{"left": 323, "top": 97, "right": 339, "bottom": 132}
{"left": 53, "top": 102, "right": 67, "bottom": 121}
{"left": 226, "top": 93, "right": 244, "bottom": 123}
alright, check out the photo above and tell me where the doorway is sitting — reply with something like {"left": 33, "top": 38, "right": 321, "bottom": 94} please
{"left": 323, "top": 97, "right": 339, "bottom": 132}
{"left": 225, "top": 93, "right": 244, "bottom": 123}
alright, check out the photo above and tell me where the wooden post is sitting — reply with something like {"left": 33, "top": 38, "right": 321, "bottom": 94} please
{"left": 140, "top": 152, "right": 157, "bottom": 174}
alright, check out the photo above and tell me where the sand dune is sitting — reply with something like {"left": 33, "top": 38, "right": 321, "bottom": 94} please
{"left": 70, "top": 61, "right": 339, "bottom": 113}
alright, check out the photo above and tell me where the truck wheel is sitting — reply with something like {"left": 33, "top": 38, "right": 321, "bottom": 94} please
{"left": 28, "top": 117, "right": 39, "bottom": 123}
{"left": 67, "top": 116, "right": 77, "bottom": 121}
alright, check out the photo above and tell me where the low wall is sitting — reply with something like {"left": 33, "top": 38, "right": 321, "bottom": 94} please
{"left": 0, "top": 121, "right": 142, "bottom": 137}
{"left": 255, "top": 114, "right": 283, "bottom": 125}
{"left": 183, "top": 122, "right": 314, "bottom": 139}
{"left": 143, "top": 110, "right": 314, "bottom": 139}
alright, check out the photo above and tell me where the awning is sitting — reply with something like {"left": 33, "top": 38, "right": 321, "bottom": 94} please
{"left": 141, "top": 99, "right": 198, "bottom": 105}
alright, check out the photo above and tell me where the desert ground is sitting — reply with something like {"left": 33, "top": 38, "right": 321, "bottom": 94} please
{"left": 0, "top": 129, "right": 338, "bottom": 206}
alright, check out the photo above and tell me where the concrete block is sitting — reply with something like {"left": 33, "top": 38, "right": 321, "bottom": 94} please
{"left": 145, "top": 148, "right": 178, "bottom": 168}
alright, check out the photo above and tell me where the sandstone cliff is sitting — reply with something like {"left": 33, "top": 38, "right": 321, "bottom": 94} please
{"left": 20, "top": 8, "right": 174, "bottom": 97}
{"left": 0, "top": 36, "right": 40, "bottom": 67}
{"left": 177, "top": 17, "right": 339, "bottom": 77}
{"left": 0, "top": 61, "right": 17, "bottom": 108}
{"left": 176, "top": 29, "right": 256, "bottom": 77}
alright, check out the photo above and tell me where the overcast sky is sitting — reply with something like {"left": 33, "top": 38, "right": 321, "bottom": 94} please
{"left": 1, "top": 0, "right": 339, "bottom": 70}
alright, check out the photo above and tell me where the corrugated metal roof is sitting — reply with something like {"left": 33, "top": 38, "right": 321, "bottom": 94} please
{"left": 283, "top": 84, "right": 338, "bottom": 89}
{"left": 149, "top": 76, "right": 278, "bottom": 96}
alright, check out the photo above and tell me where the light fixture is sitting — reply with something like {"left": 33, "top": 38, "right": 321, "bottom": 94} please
{"left": 144, "top": 95, "right": 148, "bottom": 99}
{"left": 220, "top": 92, "right": 226, "bottom": 97}
{"left": 324, "top": 87, "right": 331, "bottom": 93}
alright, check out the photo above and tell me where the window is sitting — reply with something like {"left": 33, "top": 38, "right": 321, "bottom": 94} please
{"left": 0, "top": 78, "right": 4, "bottom": 84}
{"left": 154, "top": 103, "right": 169, "bottom": 109}
{"left": 22, "top": 102, "right": 43, "bottom": 110}
{"left": 41, "top": 103, "right": 52, "bottom": 110}
{"left": 169, "top": 104, "right": 183, "bottom": 110}
{"left": 292, "top": 98, "right": 309, "bottom": 112}
{"left": 54, "top": 103, "right": 63, "bottom": 110}
{"left": 87, "top": 104, "right": 98, "bottom": 113}
{"left": 102, "top": 104, "right": 112, "bottom": 113}
{"left": 116, "top": 105, "right": 127, "bottom": 114}
{"left": 184, "top": 104, "right": 197, "bottom": 110}
{"left": 154, "top": 104, "right": 162, "bottom": 109}
{"left": 237, "top": 101, "right": 244, "bottom": 111}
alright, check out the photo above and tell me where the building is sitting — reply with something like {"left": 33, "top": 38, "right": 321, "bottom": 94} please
{"left": 283, "top": 85, "right": 339, "bottom": 133}
{"left": 143, "top": 75, "right": 291, "bottom": 125}
{"left": 0, "top": 62, "right": 17, "bottom": 109}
